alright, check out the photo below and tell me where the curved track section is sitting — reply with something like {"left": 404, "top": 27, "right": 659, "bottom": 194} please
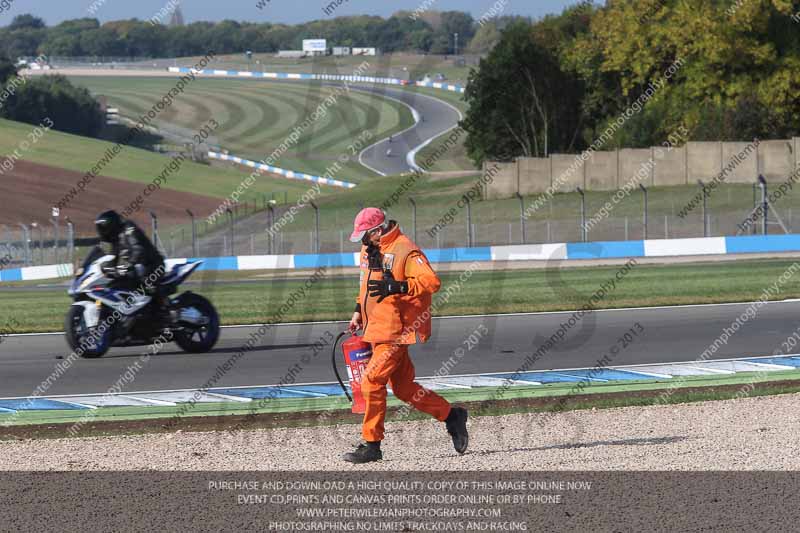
{"left": 356, "top": 86, "right": 462, "bottom": 176}
{"left": 1, "top": 301, "right": 797, "bottom": 397}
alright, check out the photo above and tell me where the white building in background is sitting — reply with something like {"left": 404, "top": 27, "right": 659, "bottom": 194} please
{"left": 302, "top": 39, "right": 328, "bottom": 56}
{"left": 332, "top": 46, "right": 351, "bottom": 56}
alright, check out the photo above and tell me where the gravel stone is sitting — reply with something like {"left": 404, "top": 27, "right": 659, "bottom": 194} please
{"left": 2, "top": 393, "right": 799, "bottom": 470}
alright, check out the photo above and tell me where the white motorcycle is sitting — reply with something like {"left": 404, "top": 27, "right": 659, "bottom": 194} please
{"left": 65, "top": 246, "right": 220, "bottom": 358}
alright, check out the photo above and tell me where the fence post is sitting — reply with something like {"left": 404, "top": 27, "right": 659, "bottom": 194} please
{"left": 225, "top": 208, "right": 235, "bottom": 256}
{"left": 66, "top": 219, "right": 75, "bottom": 266}
{"left": 51, "top": 217, "right": 59, "bottom": 264}
{"left": 698, "top": 180, "right": 708, "bottom": 237}
{"left": 310, "top": 201, "right": 320, "bottom": 253}
{"left": 31, "top": 222, "right": 43, "bottom": 265}
{"left": 516, "top": 192, "right": 526, "bottom": 244}
{"left": 267, "top": 201, "right": 276, "bottom": 255}
{"left": 640, "top": 184, "right": 648, "bottom": 240}
{"left": 186, "top": 209, "right": 198, "bottom": 257}
{"left": 17, "top": 223, "right": 30, "bottom": 266}
{"left": 758, "top": 175, "right": 768, "bottom": 235}
{"left": 408, "top": 197, "right": 417, "bottom": 242}
{"left": 465, "top": 195, "right": 473, "bottom": 247}
{"left": 577, "top": 187, "right": 586, "bottom": 242}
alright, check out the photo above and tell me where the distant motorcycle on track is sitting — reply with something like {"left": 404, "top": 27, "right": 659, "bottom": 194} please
{"left": 65, "top": 246, "right": 220, "bottom": 358}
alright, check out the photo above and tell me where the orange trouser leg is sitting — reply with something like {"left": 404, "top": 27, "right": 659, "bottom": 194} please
{"left": 361, "top": 343, "right": 451, "bottom": 442}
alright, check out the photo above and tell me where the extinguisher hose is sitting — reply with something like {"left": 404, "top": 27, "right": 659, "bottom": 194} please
{"left": 332, "top": 331, "right": 352, "bottom": 402}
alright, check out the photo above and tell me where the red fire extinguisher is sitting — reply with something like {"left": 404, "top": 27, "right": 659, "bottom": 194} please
{"left": 333, "top": 332, "right": 372, "bottom": 414}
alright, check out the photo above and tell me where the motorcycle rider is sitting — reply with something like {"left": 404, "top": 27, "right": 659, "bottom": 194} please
{"left": 94, "top": 210, "right": 166, "bottom": 312}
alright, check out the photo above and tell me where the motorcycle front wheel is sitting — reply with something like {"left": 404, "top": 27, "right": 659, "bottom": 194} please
{"left": 65, "top": 305, "right": 112, "bottom": 358}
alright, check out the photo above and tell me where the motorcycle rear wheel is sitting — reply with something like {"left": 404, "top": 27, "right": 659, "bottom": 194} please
{"left": 172, "top": 293, "right": 220, "bottom": 354}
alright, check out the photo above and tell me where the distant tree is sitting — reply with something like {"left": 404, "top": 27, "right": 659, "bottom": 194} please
{"left": 8, "top": 14, "right": 45, "bottom": 31}
{"left": 0, "top": 57, "right": 18, "bottom": 85}
{"left": 41, "top": 34, "right": 83, "bottom": 56}
{"left": 80, "top": 27, "right": 126, "bottom": 57}
{"left": 0, "top": 13, "right": 458, "bottom": 58}
{"left": 0, "top": 27, "right": 46, "bottom": 58}
{"left": 428, "top": 35, "right": 450, "bottom": 55}
{"left": 439, "top": 11, "right": 475, "bottom": 48}
{"left": 124, "top": 23, "right": 168, "bottom": 57}
{"left": 467, "top": 21, "right": 501, "bottom": 54}
{"left": 3, "top": 75, "right": 104, "bottom": 137}
{"left": 409, "top": 29, "right": 433, "bottom": 52}
{"left": 461, "top": 21, "right": 586, "bottom": 165}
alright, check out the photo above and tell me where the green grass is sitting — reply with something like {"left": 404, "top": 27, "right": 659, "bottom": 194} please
{"left": 69, "top": 76, "right": 417, "bottom": 183}
{"left": 0, "top": 117, "right": 324, "bottom": 203}
{"left": 4, "top": 258, "right": 800, "bottom": 333}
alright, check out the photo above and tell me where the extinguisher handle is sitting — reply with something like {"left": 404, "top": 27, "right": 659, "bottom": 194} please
{"left": 332, "top": 331, "right": 352, "bottom": 402}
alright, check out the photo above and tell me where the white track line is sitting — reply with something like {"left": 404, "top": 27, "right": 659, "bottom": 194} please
{"left": 3, "top": 352, "right": 798, "bottom": 402}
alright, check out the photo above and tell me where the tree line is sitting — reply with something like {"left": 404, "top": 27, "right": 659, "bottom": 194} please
{"left": 0, "top": 11, "right": 515, "bottom": 59}
{"left": 462, "top": 0, "right": 800, "bottom": 166}
{"left": 0, "top": 61, "right": 104, "bottom": 138}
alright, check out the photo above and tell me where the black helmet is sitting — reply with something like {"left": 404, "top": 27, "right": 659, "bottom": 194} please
{"left": 95, "top": 210, "right": 123, "bottom": 243}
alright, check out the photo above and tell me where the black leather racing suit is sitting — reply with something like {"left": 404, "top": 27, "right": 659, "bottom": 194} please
{"left": 110, "top": 221, "right": 165, "bottom": 293}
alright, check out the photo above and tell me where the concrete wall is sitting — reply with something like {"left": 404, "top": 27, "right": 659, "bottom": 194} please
{"left": 585, "top": 151, "right": 617, "bottom": 190}
{"left": 722, "top": 142, "right": 759, "bottom": 183}
{"left": 619, "top": 148, "right": 653, "bottom": 189}
{"left": 759, "top": 140, "right": 793, "bottom": 181}
{"left": 517, "top": 158, "right": 550, "bottom": 196}
{"left": 551, "top": 154, "right": 585, "bottom": 192}
{"left": 486, "top": 137, "right": 792, "bottom": 198}
{"left": 483, "top": 161, "right": 517, "bottom": 200}
{"left": 653, "top": 144, "right": 686, "bottom": 187}
{"left": 687, "top": 142, "right": 721, "bottom": 184}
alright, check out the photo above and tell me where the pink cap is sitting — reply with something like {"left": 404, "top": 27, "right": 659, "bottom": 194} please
{"left": 350, "top": 207, "right": 386, "bottom": 242}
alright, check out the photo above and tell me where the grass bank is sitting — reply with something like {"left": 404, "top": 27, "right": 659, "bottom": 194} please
{"left": 3, "top": 257, "right": 800, "bottom": 333}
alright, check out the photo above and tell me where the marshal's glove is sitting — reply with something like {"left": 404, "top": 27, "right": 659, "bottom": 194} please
{"left": 367, "top": 273, "right": 408, "bottom": 303}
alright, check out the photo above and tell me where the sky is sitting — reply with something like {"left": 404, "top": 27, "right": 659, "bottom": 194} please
{"left": 0, "top": 0, "right": 591, "bottom": 26}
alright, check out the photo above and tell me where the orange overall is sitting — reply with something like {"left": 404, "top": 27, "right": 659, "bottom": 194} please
{"left": 357, "top": 224, "right": 451, "bottom": 442}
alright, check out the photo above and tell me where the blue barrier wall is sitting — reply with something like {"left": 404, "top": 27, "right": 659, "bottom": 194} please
{"left": 8, "top": 235, "right": 800, "bottom": 281}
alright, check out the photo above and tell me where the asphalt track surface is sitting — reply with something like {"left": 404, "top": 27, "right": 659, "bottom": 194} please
{"left": 355, "top": 85, "right": 462, "bottom": 176}
{"left": 1, "top": 301, "right": 798, "bottom": 398}
{"left": 38, "top": 68, "right": 463, "bottom": 178}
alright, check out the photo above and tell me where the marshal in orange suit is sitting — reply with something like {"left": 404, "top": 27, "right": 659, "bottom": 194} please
{"left": 343, "top": 207, "right": 469, "bottom": 464}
